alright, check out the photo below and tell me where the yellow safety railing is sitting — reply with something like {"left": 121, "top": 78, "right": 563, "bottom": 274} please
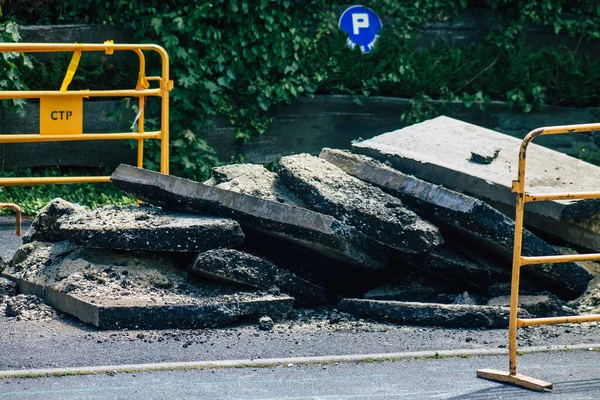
{"left": 477, "top": 122, "right": 600, "bottom": 391}
{"left": 0, "top": 42, "right": 173, "bottom": 235}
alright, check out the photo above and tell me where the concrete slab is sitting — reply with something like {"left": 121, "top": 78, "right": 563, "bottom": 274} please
{"left": 205, "top": 164, "right": 306, "bottom": 207}
{"left": 22, "top": 198, "right": 85, "bottom": 244}
{"left": 2, "top": 242, "right": 293, "bottom": 329}
{"left": 56, "top": 205, "right": 245, "bottom": 252}
{"left": 339, "top": 298, "right": 521, "bottom": 328}
{"left": 189, "top": 249, "right": 326, "bottom": 305}
{"left": 278, "top": 154, "right": 442, "bottom": 253}
{"left": 352, "top": 115, "right": 600, "bottom": 222}
{"left": 487, "top": 294, "right": 575, "bottom": 318}
{"left": 320, "top": 148, "right": 592, "bottom": 299}
{"left": 111, "top": 164, "right": 390, "bottom": 270}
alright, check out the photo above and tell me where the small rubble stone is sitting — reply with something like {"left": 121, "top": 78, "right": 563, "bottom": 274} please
{"left": 470, "top": 148, "right": 500, "bottom": 164}
{"left": 4, "top": 242, "right": 294, "bottom": 329}
{"left": 339, "top": 298, "right": 525, "bottom": 328}
{"left": 0, "top": 277, "right": 17, "bottom": 297}
{"left": 189, "top": 249, "right": 326, "bottom": 305}
{"left": 205, "top": 164, "right": 305, "bottom": 207}
{"left": 258, "top": 316, "right": 274, "bottom": 331}
{"left": 57, "top": 205, "right": 245, "bottom": 252}
{"left": 487, "top": 294, "right": 575, "bottom": 317}
{"left": 22, "top": 198, "right": 85, "bottom": 244}
{"left": 278, "top": 153, "right": 442, "bottom": 253}
{"left": 0, "top": 294, "right": 56, "bottom": 320}
{"left": 111, "top": 164, "right": 389, "bottom": 270}
{"left": 452, "top": 291, "right": 486, "bottom": 306}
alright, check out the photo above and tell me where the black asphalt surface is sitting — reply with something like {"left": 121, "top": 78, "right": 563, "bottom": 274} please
{"left": 4, "top": 350, "right": 600, "bottom": 399}
{"left": 4, "top": 214, "right": 600, "bottom": 399}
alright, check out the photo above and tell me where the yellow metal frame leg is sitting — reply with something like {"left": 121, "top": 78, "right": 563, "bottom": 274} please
{"left": 477, "top": 369, "right": 553, "bottom": 391}
{"left": 476, "top": 122, "right": 600, "bottom": 391}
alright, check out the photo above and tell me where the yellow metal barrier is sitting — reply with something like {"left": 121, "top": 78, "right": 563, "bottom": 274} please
{"left": 0, "top": 43, "right": 173, "bottom": 235}
{"left": 477, "top": 122, "right": 600, "bottom": 391}
{"left": 0, "top": 42, "right": 173, "bottom": 186}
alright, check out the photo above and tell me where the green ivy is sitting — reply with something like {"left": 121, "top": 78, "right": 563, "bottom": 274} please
{"left": 0, "top": 0, "right": 599, "bottom": 203}
{"left": 0, "top": 8, "right": 32, "bottom": 117}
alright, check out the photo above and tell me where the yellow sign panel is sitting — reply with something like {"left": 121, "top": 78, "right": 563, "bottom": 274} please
{"left": 40, "top": 97, "right": 83, "bottom": 135}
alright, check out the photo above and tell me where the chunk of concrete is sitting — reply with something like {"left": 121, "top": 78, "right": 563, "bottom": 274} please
{"left": 189, "top": 249, "right": 326, "bottom": 304}
{"left": 352, "top": 116, "right": 600, "bottom": 250}
{"left": 0, "top": 277, "right": 17, "bottom": 297}
{"left": 3, "top": 242, "right": 293, "bottom": 329}
{"left": 470, "top": 147, "right": 500, "bottom": 164}
{"left": 277, "top": 154, "right": 442, "bottom": 253}
{"left": 320, "top": 148, "right": 592, "bottom": 299}
{"left": 56, "top": 205, "right": 245, "bottom": 252}
{"left": 487, "top": 294, "right": 575, "bottom": 318}
{"left": 22, "top": 198, "right": 85, "bottom": 244}
{"left": 339, "top": 298, "right": 523, "bottom": 328}
{"left": 111, "top": 164, "right": 389, "bottom": 270}
{"left": 205, "top": 164, "right": 306, "bottom": 207}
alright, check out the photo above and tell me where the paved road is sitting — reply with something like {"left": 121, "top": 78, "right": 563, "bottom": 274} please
{"left": 3, "top": 350, "right": 600, "bottom": 399}
{"left": 0, "top": 216, "right": 29, "bottom": 261}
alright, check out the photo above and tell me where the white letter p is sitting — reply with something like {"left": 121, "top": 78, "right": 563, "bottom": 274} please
{"left": 352, "top": 13, "right": 369, "bottom": 35}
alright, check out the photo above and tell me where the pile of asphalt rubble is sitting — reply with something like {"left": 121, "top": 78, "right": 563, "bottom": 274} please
{"left": 3, "top": 116, "right": 600, "bottom": 330}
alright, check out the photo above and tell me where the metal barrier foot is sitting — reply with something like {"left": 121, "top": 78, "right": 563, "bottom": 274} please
{"left": 477, "top": 369, "right": 553, "bottom": 391}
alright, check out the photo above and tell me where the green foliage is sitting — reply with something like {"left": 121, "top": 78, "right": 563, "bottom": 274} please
{"left": 0, "top": 8, "right": 32, "bottom": 116}
{"left": 0, "top": 167, "right": 136, "bottom": 215}
{"left": 1, "top": 0, "right": 600, "bottom": 206}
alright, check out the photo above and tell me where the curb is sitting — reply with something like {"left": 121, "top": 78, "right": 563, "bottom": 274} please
{"left": 2, "top": 343, "right": 600, "bottom": 379}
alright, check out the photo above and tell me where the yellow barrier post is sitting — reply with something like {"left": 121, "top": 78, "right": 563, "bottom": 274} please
{"left": 0, "top": 43, "right": 173, "bottom": 188}
{"left": 477, "top": 122, "right": 600, "bottom": 391}
{"left": 0, "top": 203, "right": 22, "bottom": 236}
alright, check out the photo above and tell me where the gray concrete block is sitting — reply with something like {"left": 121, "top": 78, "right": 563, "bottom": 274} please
{"left": 205, "top": 164, "right": 306, "bottom": 207}
{"left": 320, "top": 148, "right": 592, "bottom": 299}
{"left": 277, "top": 154, "right": 442, "bottom": 253}
{"left": 190, "top": 249, "right": 326, "bottom": 305}
{"left": 339, "top": 298, "right": 522, "bottom": 328}
{"left": 3, "top": 242, "right": 293, "bottom": 329}
{"left": 57, "top": 205, "right": 245, "bottom": 252}
{"left": 22, "top": 198, "right": 86, "bottom": 244}
{"left": 352, "top": 116, "right": 600, "bottom": 223}
{"left": 111, "top": 164, "right": 390, "bottom": 270}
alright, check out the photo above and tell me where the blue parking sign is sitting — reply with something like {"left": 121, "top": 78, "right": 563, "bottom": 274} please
{"left": 338, "top": 5, "right": 382, "bottom": 53}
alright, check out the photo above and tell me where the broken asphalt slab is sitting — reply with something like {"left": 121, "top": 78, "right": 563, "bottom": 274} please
{"left": 2, "top": 242, "right": 293, "bottom": 329}
{"left": 205, "top": 163, "right": 306, "bottom": 207}
{"left": 110, "top": 164, "right": 390, "bottom": 270}
{"left": 277, "top": 153, "right": 442, "bottom": 253}
{"left": 320, "top": 148, "right": 592, "bottom": 299}
{"left": 352, "top": 116, "right": 600, "bottom": 250}
{"left": 339, "top": 298, "right": 521, "bottom": 328}
{"left": 22, "top": 198, "right": 85, "bottom": 244}
{"left": 51, "top": 204, "right": 245, "bottom": 253}
{"left": 190, "top": 249, "right": 326, "bottom": 305}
